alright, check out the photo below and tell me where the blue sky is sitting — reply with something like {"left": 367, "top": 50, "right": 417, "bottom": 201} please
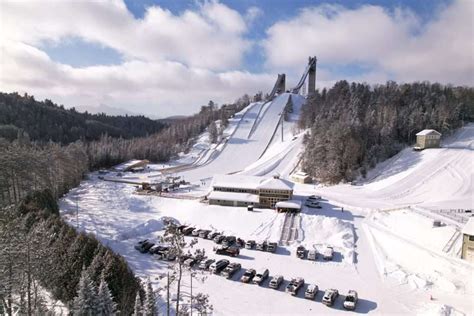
{"left": 1, "top": 0, "right": 471, "bottom": 117}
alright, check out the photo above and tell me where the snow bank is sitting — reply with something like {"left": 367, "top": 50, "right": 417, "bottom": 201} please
{"left": 115, "top": 217, "right": 177, "bottom": 241}
{"left": 300, "top": 214, "right": 355, "bottom": 264}
{"left": 418, "top": 303, "right": 465, "bottom": 316}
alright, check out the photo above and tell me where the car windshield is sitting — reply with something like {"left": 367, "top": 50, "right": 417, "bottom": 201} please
{"left": 346, "top": 296, "right": 355, "bottom": 302}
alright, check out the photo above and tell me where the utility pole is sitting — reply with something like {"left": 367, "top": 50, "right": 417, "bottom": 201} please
{"left": 167, "top": 271, "right": 170, "bottom": 316}
{"left": 190, "top": 272, "right": 193, "bottom": 316}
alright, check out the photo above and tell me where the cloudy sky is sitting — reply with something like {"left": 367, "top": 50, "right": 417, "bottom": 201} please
{"left": 0, "top": 0, "right": 472, "bottom": 117}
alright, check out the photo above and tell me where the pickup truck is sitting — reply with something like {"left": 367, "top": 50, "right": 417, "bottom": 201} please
{"left": 221, "top": 262, "right": 241, "bottom": 279}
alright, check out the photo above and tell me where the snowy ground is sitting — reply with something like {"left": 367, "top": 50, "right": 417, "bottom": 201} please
{"left": 59, "top": 94, "right": 473, "bottom": 315}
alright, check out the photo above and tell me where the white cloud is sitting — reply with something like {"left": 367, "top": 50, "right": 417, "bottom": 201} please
{"left": 0, "top": 0, "right": 250, "bottom": 70}
{"left": 245, "top": 6, "right": 264, "bottom": 24}
{"left": 263, "top": 0, "right": 474, "bottom": 86}
{"left": 0, "top": 0, "right": 276, "bottom": 116}
{"left": 0, "top": 41, "right": 274, "bottom": 117}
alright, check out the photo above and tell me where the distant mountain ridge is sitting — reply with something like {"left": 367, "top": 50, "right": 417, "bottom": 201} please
{"left": 0, "top": 92, "right": 167, "bottom": 143}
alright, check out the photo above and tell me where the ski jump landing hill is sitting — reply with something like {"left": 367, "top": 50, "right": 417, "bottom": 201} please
{"left": 177, "top": 92, "right": 304, "bottom": 183}
{"left": 172, "top": 57, "right": 318, "bottom": 183}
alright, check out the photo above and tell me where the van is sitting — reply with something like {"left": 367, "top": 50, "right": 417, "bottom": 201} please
{"left": 209, "top": 259, "right": 229, "bottom": 274}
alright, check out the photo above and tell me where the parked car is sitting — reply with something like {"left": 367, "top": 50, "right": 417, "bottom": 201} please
{"left": 199, "top": 230, "right": 211, "bottom": 238}
{"left": 308, "top": 195, "right": 322, "bottom": 200}
{"left": 184, "top": 257, "right": 197, "bottom": 267}
{"left": 177, "top": 225, "right": 188, "bottom": 232}
{"left": 305, "top": 284, "right": 319, "bottom": 299}
{"left": 240, "top": 269, "right": 256, "bottom": 283}
{"left": 343, "top": 290, "right": 358, "bottom": 310}
{"left": 215, "top": 245, "right": 240, "bottom": 257}
{"left": 149, "top": 244, "right": 169, "bottom": 255}
{"left": 198, "top": 259, "right": 215, "bottom": 270}
{"left": 236, "top": 238, "right": 245, "bottom": 248}
{"left": 245, "top": 240, "right": 256, "bottom": 249}
{"left": 323, "top": 246, "right": 334, "bottom": 260}
{"left": 296, "top": 246, "right": 306, "bottom": 259}
{"left": 154, "top": 250, "right": 176, "bottom": 261}
{"left": 207, "top": 231, "right": 220, "bottom": 240}
{"left": 221, "top": 262, "right": 241, "bottom": 279}
{"left": 191, "top": 228, "right": 202, "bottom": 237}
{"left": 222, "top": 236, "right": 236, "bottom": 247}
{"left": 266, "top": 242, "right": 277, "bottom": 253}
{"left": 305, "top": 201, "right": 321, "bottom": 208}
{"left": 213, "top": 234, "right": 225, "bottom": 244}
{"left": 269, "top": 275, "right": 284, "bottom": 289}
{"left": 256, "top": 240, "right": 267, "bottom": 251}
{"left": 135, "top": 240, "right": 155, "bottom": 253}
{"left": 252, "top": 269, "right": 269, "bottom": 285}
{"left": 209, "top": 259, "right": 229, "bottom": 274}
{"left": 322, "top": 288, "right": 339, "bottom": 306}
{"left": 286, "top": 277, "right": 305, "bottom": 295}
{"left": 308, "top": 249, "right": 318, "bottom": 260}
{"left": 182, "top": 227, "right": 195, "bottom": 236}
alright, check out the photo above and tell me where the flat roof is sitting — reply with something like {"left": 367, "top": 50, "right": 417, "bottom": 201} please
{"left": 212, "top": 174, "right": 293, "bottom": 191}
{"left": 208, "top": 191, "right": 259, "bottom": 203}
{"left": 416, "top": 129, "right": 441, "bottom": 136}
{"left": 275, "top": 200, "right": 302, "bottom": 209}
{"left": 462, "top": 217, "right": 474, "bottom": 236}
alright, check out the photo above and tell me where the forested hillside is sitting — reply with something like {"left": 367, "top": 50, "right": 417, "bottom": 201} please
{"left": 299, "top": 81, "right": 474, "bottom": 183}
{"left": 0, "top": 92, "right": 167, "bottom": 143}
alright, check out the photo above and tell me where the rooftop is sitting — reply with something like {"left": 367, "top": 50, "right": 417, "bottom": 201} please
{"left": 208, "top": 191, "right": 259, "bottom": 203}
{"left": 275, "top": 200, "right": 302, "bottom": 209}
{"left": 212, "top": 174, "right": 294, "bottom": 191}
{"left": 462, "top": 217, "right": 474, "bottom": 236}
{"left": 416, "top": 129, "right": 441, "bottom": 136}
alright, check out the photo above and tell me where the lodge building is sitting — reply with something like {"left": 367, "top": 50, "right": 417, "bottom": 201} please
{"left": 208, "top": 174, "right": 294, "bottom": 208}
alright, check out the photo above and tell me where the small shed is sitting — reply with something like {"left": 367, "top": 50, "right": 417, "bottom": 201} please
{"left": 291, "top": 171, "right": 312, "bottom": 184}
{"left": 415, "top": 129, "right": 441, "bottom": 150}
{"left": 275, "top": 200, "right": 302, "bottom": 213}
{"left": 461, "top": 217, "right": 474, "bottom": 263}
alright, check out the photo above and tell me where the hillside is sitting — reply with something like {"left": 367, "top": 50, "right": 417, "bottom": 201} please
{"left": 0, "top": 92, "right": 167, "bottom": 143}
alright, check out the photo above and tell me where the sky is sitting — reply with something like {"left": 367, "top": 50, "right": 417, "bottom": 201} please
{"left": 0, "top": 0, "right": 472, "bottom": 118}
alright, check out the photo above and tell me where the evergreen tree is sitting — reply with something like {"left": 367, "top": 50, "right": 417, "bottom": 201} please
{"left": 208, "top": 121, "right": 218, "bottom": 144}
{"left": 97, "top": 275, "right": 117, "bottom": 315}
{"left": 132, "top": 292, "right": 142, "bottom": 316}
{"left": 72, "top": 268, "right": 98, "bottom": 315}
{"left": 143, "top": 280, "right": 157, "bottom": 316}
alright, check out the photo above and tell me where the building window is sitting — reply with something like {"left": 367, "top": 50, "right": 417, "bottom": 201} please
{"left": 469, "top": 235, "right": 474, "bottom": 242}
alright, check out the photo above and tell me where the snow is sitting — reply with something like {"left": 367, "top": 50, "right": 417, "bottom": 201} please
{"left": 58, "top": 91, "right": 474, "bottom": 315}
{"left": 211, "top": 174, "right": 293, "bottom": 191}
{"left": 461, "top": 217, "right": 474, "bottom": 235}
{"left": 417, "top": 129, "right": 442, "bottom": 136}
{"left": 275, "top": 200, "right": 301, "bottom": 209}
{"left": 207, "top": 191, "right": 259, "bottom": 203}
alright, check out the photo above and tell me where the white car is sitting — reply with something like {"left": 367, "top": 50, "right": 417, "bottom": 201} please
{"left": 308, "top": 249, "right": 317, "bottom": 260}
{"left": 323, "top": 246, "right": 334, "bottom": 260}
{"left": 252, "top": 269, "right": 269, "bottom": 285}
{"left": 304, "top": 284, "right": 319, "bottom": 299}
{"left": 343, "top": 290, "right": 358, "bottom": 310}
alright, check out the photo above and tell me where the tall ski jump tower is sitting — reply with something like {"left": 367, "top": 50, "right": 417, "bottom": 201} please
{"left": 308, "top": 56, "right": 317, "bottom": 95}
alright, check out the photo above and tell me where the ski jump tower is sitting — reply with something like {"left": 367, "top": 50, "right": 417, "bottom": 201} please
{"left": 291, "top": 56, "right": 317, "bottom": 95}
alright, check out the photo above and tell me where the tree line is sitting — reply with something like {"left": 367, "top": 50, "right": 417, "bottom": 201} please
{"left": 0, "top": 92, "right": 168, "bottom": 144}
{"left": 299, "top": 81, "right": 474, "bottom": 183}
{"left": 0, "top": 190, "right": 143, "bottom": 315}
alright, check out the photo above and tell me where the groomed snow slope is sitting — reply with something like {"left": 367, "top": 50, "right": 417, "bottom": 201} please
{"left": 314, "top": 123, "right": 474, "bottom": 211}
{"left": 176, "top": 93, "right": 300, "bottom": 182}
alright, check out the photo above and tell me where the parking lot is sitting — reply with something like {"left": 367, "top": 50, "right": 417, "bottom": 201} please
{"left": 134, "top": 226, "right": 377, "bottom": 314}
